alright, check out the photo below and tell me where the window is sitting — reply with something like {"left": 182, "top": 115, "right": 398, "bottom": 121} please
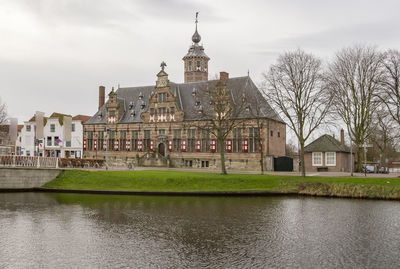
{"left": 54, "top": 136, "right": 60, "bottom": 146}
{"left": 72, "top": 124, "right": 75, "bottom": 132}
{"left": 170, "top": 107, "right": 175, "bottom": 115}
{"left": 131, "top": 130, "right": 139, "bottom": 151}
{"left": 188, "top": 61, "right": 192, "bottom": 71}
{"left": 26, "top": 150, "right": 30, "bottom": 156}
{"left": 144, "top": 130, "right": 151, "bottom": 151}
{"left": 201, "top": 130, "right": 210, "bottom": 152}
{"left": 119, "top": 131, "right": 127, "bottom": 151}
{"left": 158, "top": 93, "right": 167, "bottom": 103}
{"left": 325, "top": 152, "right": 336, "bottom": 166}
{"left": 312, "top": 152, "right": 323, "bottom": 166}
{"left": 187, "top": 129, "right": 195, "bottom": 152}
{"left": 233, "top": 128, "right": 243, "bottom": 152}
{"left": 108, "top": 131, "right": 115, "bottom": 151}
{"left": 98, "top": 131, "right": 104, "bottom": 151}
{"left": 47, "top": 136, "right": 52, "bottom": 146}
{"left": 150, "top": 108, "right": 155, "bottom": 115}
{"left": 66, "top": 141, "right": 71, "bottom": 147}
{"left": 173, "top": 129, "right": 181, "bottom": 152}
{"left": 158, "top": 107, "right": 167, "bottom": 114}
{"left": 26, "top": 125, "right": 31, "bottom": 132}
{"left": 158, "top": 129, "right": 165, "bottom": 135}
{"left": 50, "top": 124, "right": 55, "bottom": 132}
{"left": 270, "top": 130, "right": 273, "bottom": 137}
{"left": 109, "top": 110, "right": 115, "bottom": 116}
{"left": 0, "top": 138, "right": 2, "bottom": 145}
{"left": 249, "top": 127, "right": 259, "bottom": 153}
{"left": 278, "top": 132, "right": 280, "bottom": 138}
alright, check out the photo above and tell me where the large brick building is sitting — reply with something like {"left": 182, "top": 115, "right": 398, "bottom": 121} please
{"left": 83, "top": 17, "right": 286, "bottom": 170}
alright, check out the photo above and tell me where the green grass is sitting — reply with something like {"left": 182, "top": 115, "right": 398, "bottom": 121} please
{"left": 43, "top": 170, "right": 400, "bottom": 199}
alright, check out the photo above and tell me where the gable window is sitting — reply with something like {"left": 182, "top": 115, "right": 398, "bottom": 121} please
{"left": 312, "top": 152, "right": 323, "bottom": 166}
{"left": 50, "top": 124, "right": 55, "bottom": 132}
{"left": 325, "top": 152, "right": 336, "bottom": 166}
{"left": 158, "top": 93, "right": 167, "bottom": 103}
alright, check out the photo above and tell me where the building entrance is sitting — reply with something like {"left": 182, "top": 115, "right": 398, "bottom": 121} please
{"left": 158, "top": 143, "right": 165, "bottom": 157}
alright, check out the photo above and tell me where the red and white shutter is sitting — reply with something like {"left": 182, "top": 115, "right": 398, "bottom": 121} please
{"left": 114, "top": 139, "right": 119, "bottom": 151}
{"left": 225, "top": 139, "right": 232, "bottom": 153}
{"left": 210, "top": 139, "right": 217, "bottom": 153}
{"left": 94, "top": 140, "right": 97, "bottom": 151}
{"left": 126, "top": 140, "right": 131, "bottom": 151}
{"left": 181, "top": 139, "right": 187, "bottom": 152}
{"left": 168, "top": 140, "right": 173, "bottom": 151}
{"left": 83, "top": 139, "right": 87, "bottom": 150}
{"left": 103, "top": 140, "right": 107, "bottom": 151}
{"left": 195, "top": 139, "right": 201, "bottom": 152}
{"left": 241, "top": 138, "right": 249, "bottom": 153}
{"left": 137, "top": 140, "right": 143, "bottom": 151}
{"left": 150, "top": 140, "right": 154, "bottom": 151}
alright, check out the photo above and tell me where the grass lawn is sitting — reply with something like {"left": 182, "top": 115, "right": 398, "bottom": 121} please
{"left": 43, "top": 170, "right": 400, "bottom": 199}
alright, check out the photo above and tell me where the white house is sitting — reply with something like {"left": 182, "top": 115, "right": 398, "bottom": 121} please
{"left": 19, "top": 113, "right": 90, "bottom": 158}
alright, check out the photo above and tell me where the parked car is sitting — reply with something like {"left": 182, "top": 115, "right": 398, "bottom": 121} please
{"left": 362, "top": 165, "right": 375, "bottom": 173}
{"left": 378, "top": 167, "right": 389, "bottom": 174}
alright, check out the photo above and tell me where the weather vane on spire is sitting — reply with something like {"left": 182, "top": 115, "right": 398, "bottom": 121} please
{"left": 195, "top": 12, "right": 199, "bottom": 24}
{"left": 160, "top": 61, "right": 167, "bottom": 71}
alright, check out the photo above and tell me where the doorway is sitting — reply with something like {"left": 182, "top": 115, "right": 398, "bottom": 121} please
{"left": 158, "top": 143, "right": 165, "bottom": 157}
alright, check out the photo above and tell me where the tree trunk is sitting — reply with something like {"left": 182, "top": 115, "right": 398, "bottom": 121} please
{"left": 259, "top": 138, "right": 264, "bottom": 175}
{"left": 300, "top": 141, "right": 306, "bottom": 177}
{"left": 356, "top": 147, "right": 363, "bottom": 172}
{"left": 218, "top": 133, "right": 227, "bottom": 175}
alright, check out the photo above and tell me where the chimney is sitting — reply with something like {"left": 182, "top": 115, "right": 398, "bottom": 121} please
{"left": 99, "top": 86, "right": 105, "bottom": 110}
{"left": 220, "top": 71, "right": 229, "bottom": 82}
{"left": 340, "top": 129, "right": 345, "bottom": 145}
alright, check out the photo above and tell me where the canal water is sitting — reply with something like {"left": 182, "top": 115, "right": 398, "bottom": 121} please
{"left": 0, "top": 193, "right": 399, "bottom": 268}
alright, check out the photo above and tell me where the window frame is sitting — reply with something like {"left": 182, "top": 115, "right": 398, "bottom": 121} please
{"left": 325, "top": 152, "right": 336, "bottom": 166}
{"left": 312, "top": 152, "right": 323, "bottom": 166}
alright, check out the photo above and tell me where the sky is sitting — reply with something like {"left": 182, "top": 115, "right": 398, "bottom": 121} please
{"left": 1, "top": 0, "right": 400, "bottom": 141}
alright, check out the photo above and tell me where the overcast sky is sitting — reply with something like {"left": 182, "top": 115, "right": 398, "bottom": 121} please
{"left": 1, "top": 0, "right": 400, "bottom": 134}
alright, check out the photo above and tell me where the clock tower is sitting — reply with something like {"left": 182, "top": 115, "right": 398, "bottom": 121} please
{"left": 183, "top": 12, "right": 210, "bottom": 83}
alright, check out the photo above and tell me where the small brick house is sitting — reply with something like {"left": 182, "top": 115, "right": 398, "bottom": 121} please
{"left": 304, "top": 130, "right": 353, "bottom": 172}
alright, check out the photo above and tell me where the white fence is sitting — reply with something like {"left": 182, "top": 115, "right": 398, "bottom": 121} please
{"left": 0, "top": 155, "right": 59, "bottom": 168}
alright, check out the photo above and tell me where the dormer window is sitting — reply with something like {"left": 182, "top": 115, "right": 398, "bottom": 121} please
{"left": 192, "top": 88, "right": 197, "bottom": 97}
{"left": 97, "top": 112, "right": 103, "bottom": 119}
{"left": 139, "top": 92, "right": 144, "bottom": 100}
{"left": 130, "top": 110, "right": 136, "bottom": 117}
{"left": 128, "top": 101, "right": 134, "bottom": 110}
{"left": 141, "top": 100, "right": 146, "bottom": 109}
{"left": 195, "top": 98, "right": 200, "bottom": 106}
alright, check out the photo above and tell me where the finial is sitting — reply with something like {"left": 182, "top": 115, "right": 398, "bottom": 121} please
{"left": 192, "top": 12, "right": 201, "bottom": 44}
{"left": 247, "top": 69, "right": 250, "bottom": 77}
{"left": 160, "top": 61, "right": 167, "bottom": 71}
{"left": 111, "top": 86, "right": 114, "bottom": 92}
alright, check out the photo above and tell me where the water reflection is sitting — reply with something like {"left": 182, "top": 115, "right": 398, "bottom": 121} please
{"left": 0, "top": 193, "right": 399, "bottom": 268}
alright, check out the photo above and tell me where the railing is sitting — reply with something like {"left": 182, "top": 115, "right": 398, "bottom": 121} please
{"left": 0, "top": 155, "right": 58, "bottom": 168}
{"left": 0, "top": 156, "right": 105, "bottom": 169}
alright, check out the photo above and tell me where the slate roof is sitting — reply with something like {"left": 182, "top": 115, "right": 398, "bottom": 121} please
{"left": 85, "top": 76, "right": 283, "bottom": 125}
{"left": 183, "top": 44, "right": 209, "bottom": 59}
{"left": 304, "top": 134, "right": 350, "bottom": 153}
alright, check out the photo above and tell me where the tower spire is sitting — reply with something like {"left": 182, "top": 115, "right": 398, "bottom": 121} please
{"left": 192, "top": 12, "right": 201, "bottom": 44}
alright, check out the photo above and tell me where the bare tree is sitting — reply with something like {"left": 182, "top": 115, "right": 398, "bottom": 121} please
{"left": 192, "top": 75, "right": 247, "bottom": 175}
{"left": 0, "top": 98, "right": 7, "bottom": 124}
{"left": 368, "top": 109, "right": 400, "bottom": 168}
{"left": 264, "top": 49, "right": 331, "bottom": 177}
{"left": 326, "top": 46, "right": 384, "bottom": 171}
{"left": 380, "top": 49, "right": 400, "bottom": 126}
